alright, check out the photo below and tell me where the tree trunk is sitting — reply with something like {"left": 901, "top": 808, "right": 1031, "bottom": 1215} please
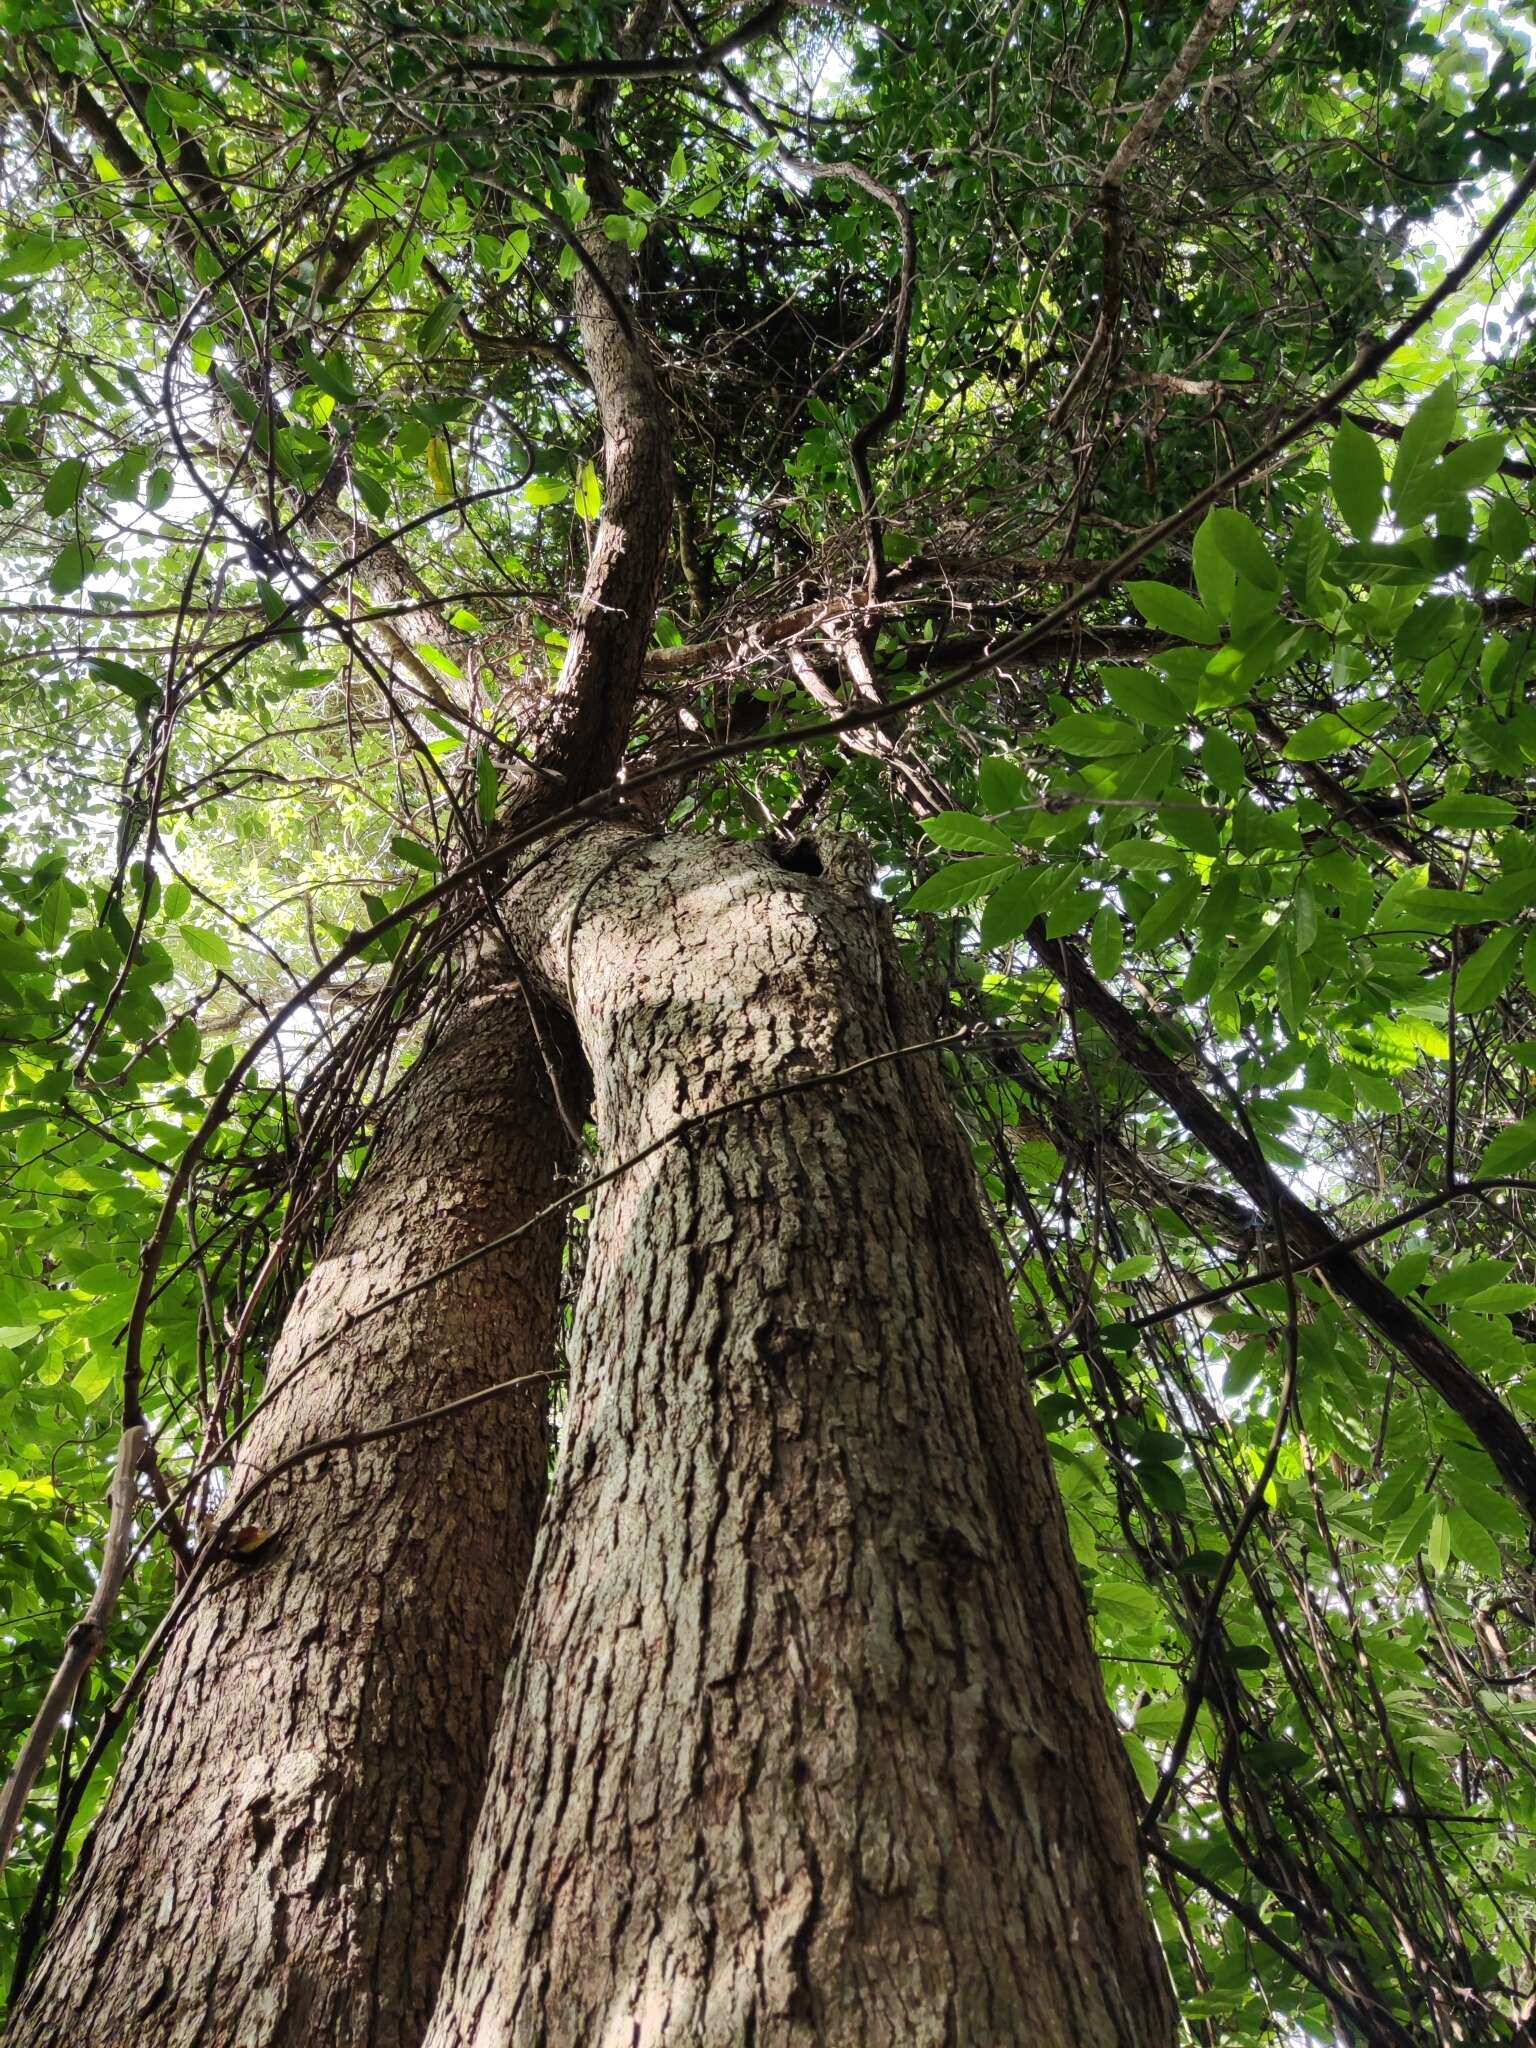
{"left": 426, "top": 826, "right": 1174, "bottom": 2047}
{"left": 8, "top": 955, "right": 570, "bottom": 2048}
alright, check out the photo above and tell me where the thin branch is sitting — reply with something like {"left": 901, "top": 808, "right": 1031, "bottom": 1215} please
{"left": 0, "top": 1427, "right": 144, "bottom": 1874}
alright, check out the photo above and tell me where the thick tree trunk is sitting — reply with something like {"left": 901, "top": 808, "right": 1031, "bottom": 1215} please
{"left": 8, "top": 956, "right": 570, "bottom": 2048}
{"left": 426, "top": 826, "right": 1174, "bottom": 2047}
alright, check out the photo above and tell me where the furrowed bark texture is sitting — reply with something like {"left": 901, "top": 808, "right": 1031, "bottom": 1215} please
{"left": 8, "top": 963, "right": 569, "bottom": 2048}
{"left": 426, "top": 825, "right": 1174, "bottom": 2047}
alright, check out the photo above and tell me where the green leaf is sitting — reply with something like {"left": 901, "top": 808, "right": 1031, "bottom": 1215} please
{"left": 181, "top": 925, "right": 233, "bottom": 969}
{"left": 924, "top": 811, "right": 1011, "bottom": 854}
{"left": 573, "top": 459, "right": 602, "bottom": 519}
{"left": 1099, "top": 666, "right": 1191, "bottom": 727}
{"left": 167, "top": 1014, "right": 201, "bottom": 1075}
{"left": 1125, "top": 581, "right": 1219, "bottom": 644}
{"left": 1191, "top": 511, "right": 1237, "bottom": 621}
{"left": 524, "top": 473, "right": 571, "bottom": 508}
{"left": 1455, "top": 1480, "right": 1527, "bottom": 1545}
{"left": 1203, "top": 508, "right": 1280, "bottom": 591}
{"left": 72, "top": 1354, "right": 116, "bottom": 1405}
{"left": 1423, "top": 794, "right": 1518, "bottom": 829}
{"left": 1479, "top": 1115, "right": 1536, "bottom": 1179}
{"left": 1447, "top": 1509, "right": 1501, "bottom": 1581}
{"left": 145, "top": 467, "right": 173, "bottom": 512}
{"left": 1283, "top": 712, "right": 1363, "bottom": 761}
{"left": 1457, "top": 927, "right": 1519, "bottom": 1014}
{"left": 391, "top": 833, "right": 440, "bottom": 874}
{"left": 0, "top": 233, "right": 85, "bottom": 279}
{"left": 1430, "top": 433, "right": 1507, "bottom": 499}
{"left": 1199, "top": 728, "right": 1247, "bottom": 795}
{"left": 48, "top": 540, "right": 98, "bottom": 594}
{"left": 668, "top": 142, "right": 687, "bottom": 185}
{"left": 1043, "top": 712, "right": 1144, "bottom": 757}
{"left": 1136, "top": 871, "right": 1199, "bottom": 949}
{"left": 1139, "top": 1460, "right": 1187, "bottom": 1515}
{"left": 475, "top": 746, "right": 499, "bottom": 826}
{"left": 1090, "top": 905, "right": 1123, "bottom": 979}
{"left": 42, "top": 456, "right": 88, "bottom": 517}
{"left": 977, "top": 756, "right": 1025, "bottom": 812}
{"left": 979, "top": 868, "right": 1042, "bottom": 948}
{"left": 416, "top": 296, "right": 461, "bottom": 356}
{"left": 1329, "top": 418, "right": 1384, "bottom": 540}
{"left": 204, "top": 1043, "right": 237, "bottom": 1091}
{"left": 89, "top": 657, "right": 159, "bottom": 708}
{"left": 1390, "top": 378, "right": 1458, "bottom": 522}
{"left": 906, "top": 855, "right": 1015, "bottom": 913}
{"left": 686, "top": 187, "right": 724, "bottom": 218}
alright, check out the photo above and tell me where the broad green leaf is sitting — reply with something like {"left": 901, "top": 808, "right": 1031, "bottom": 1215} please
{"left": 924, "top": 811, "right": 1011, "bottom": 854}
{"left": 977, "top": 756, "right": 1026, "bottom": 812}
{"left": 89, "top": 657, "right": 158, "bottom": 708}
{"left": 979, "top": 868, "right": 1044, "bottom": 948}
{"left": 1099, "top": 666, "right": 1191, "bottom": 727}
{"left": 425, "top": 436, "right": 453, "bottom": 501}
{"left": 1203, "top": 508, "right": 1280, "bottom": 590}
{"left": 1136, "top": 871, "right": 1199, "bottom": 949}
{"left": 0, "top": 233, "right": 85, "bottom": 279}
{"left": 1479, "top": 1115, "right": 1536, "bottom": 1179}
{"left": 1329, "top": 418, "right": 1384, "bottom": 540}
{"left": 1043, "top": 712, "right": 1144, "bottom": 757}
{"left": 1455, "top": 1479, "right": 1527, "bottom": 1545}
{"left": 525, "top": 473, "right": 571, "bottom": 507}
{"left": 1138, "top": 1460, "right": 1187, "bottom": 1514}
{"left": 574, "top": 459, "right": 602, "bottom": 519}
{"left": 1283, "top": 711, "right": 1363, "bottom": 761}
{"left": 906, "top": 855, "right": 1015, "bottom": 913}
{"left": 48, "top": 541, "right": 97, "bottom": 594}
{"left": 72, "top": 1354, "right": 116, "bottom": 1404}
{"left": 1199, "top": 728, "right": 1247, "bottom": 795}
{"left": 391, "top": 833, "right": 440, "bottom": 874}
{"left": 1423, "top": 794, "right": 1518, "bottom": 829}
{"left": 1090, "top": 905, "right": 1123, "bottom": 979}
{"left": 416, "top": 296, "right": 461, "bottom": 355}
{"left": 181, "top": 925, "right": 233, "bottom": 969}
{"left": 1457, "top": 927, "right": 1519, "bottom": 1014}
{"left": 476, "top": 746, "right": 500, "bottom": 826}
{"left": 1430, "top": 433, "right": 1507, "bottom": 500}
{"left": 1389, "top": 378, "right": 1457, "bottom": 522}
{"left": 42, "top": 457, "right": 88, "bottom": 517}
{"left": 1191, "top": 511, "right": 1237, "bottom": 621}
{"left": 204, "top": 1043, "right": 237, "bottom": 1091}
{"left": 1125, "top": 581, "right": 1219, "bottom": 644}
{"left": 1447, "top": 1509, "right": 1501, "bottom": 1581}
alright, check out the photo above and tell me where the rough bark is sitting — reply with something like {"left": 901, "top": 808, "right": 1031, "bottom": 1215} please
{"left": 426, "top": 825, "right": 1175, "bottom": 2047}
{"left": 7, "top": 958, "right": 570, "bottom": 2048}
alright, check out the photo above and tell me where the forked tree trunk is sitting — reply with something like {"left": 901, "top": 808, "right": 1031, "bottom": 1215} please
{"left": 8, "top": 956, "right": 570, "bottom": 2048}
{"left": 426, "top": 826, "right": 1174, "bottom": 2047}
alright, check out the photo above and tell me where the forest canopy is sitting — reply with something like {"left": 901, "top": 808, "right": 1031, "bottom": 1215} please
{"left": 0, "top": 1, "right": 1535, "bottom": 2043}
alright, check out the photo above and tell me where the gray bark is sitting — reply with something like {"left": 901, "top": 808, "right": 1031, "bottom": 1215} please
{"left": 426, "top": 825, "right": 1174, "bottom": 2047}
{"left": 7, "top": 958, "right": 569, "bottom": 2048}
